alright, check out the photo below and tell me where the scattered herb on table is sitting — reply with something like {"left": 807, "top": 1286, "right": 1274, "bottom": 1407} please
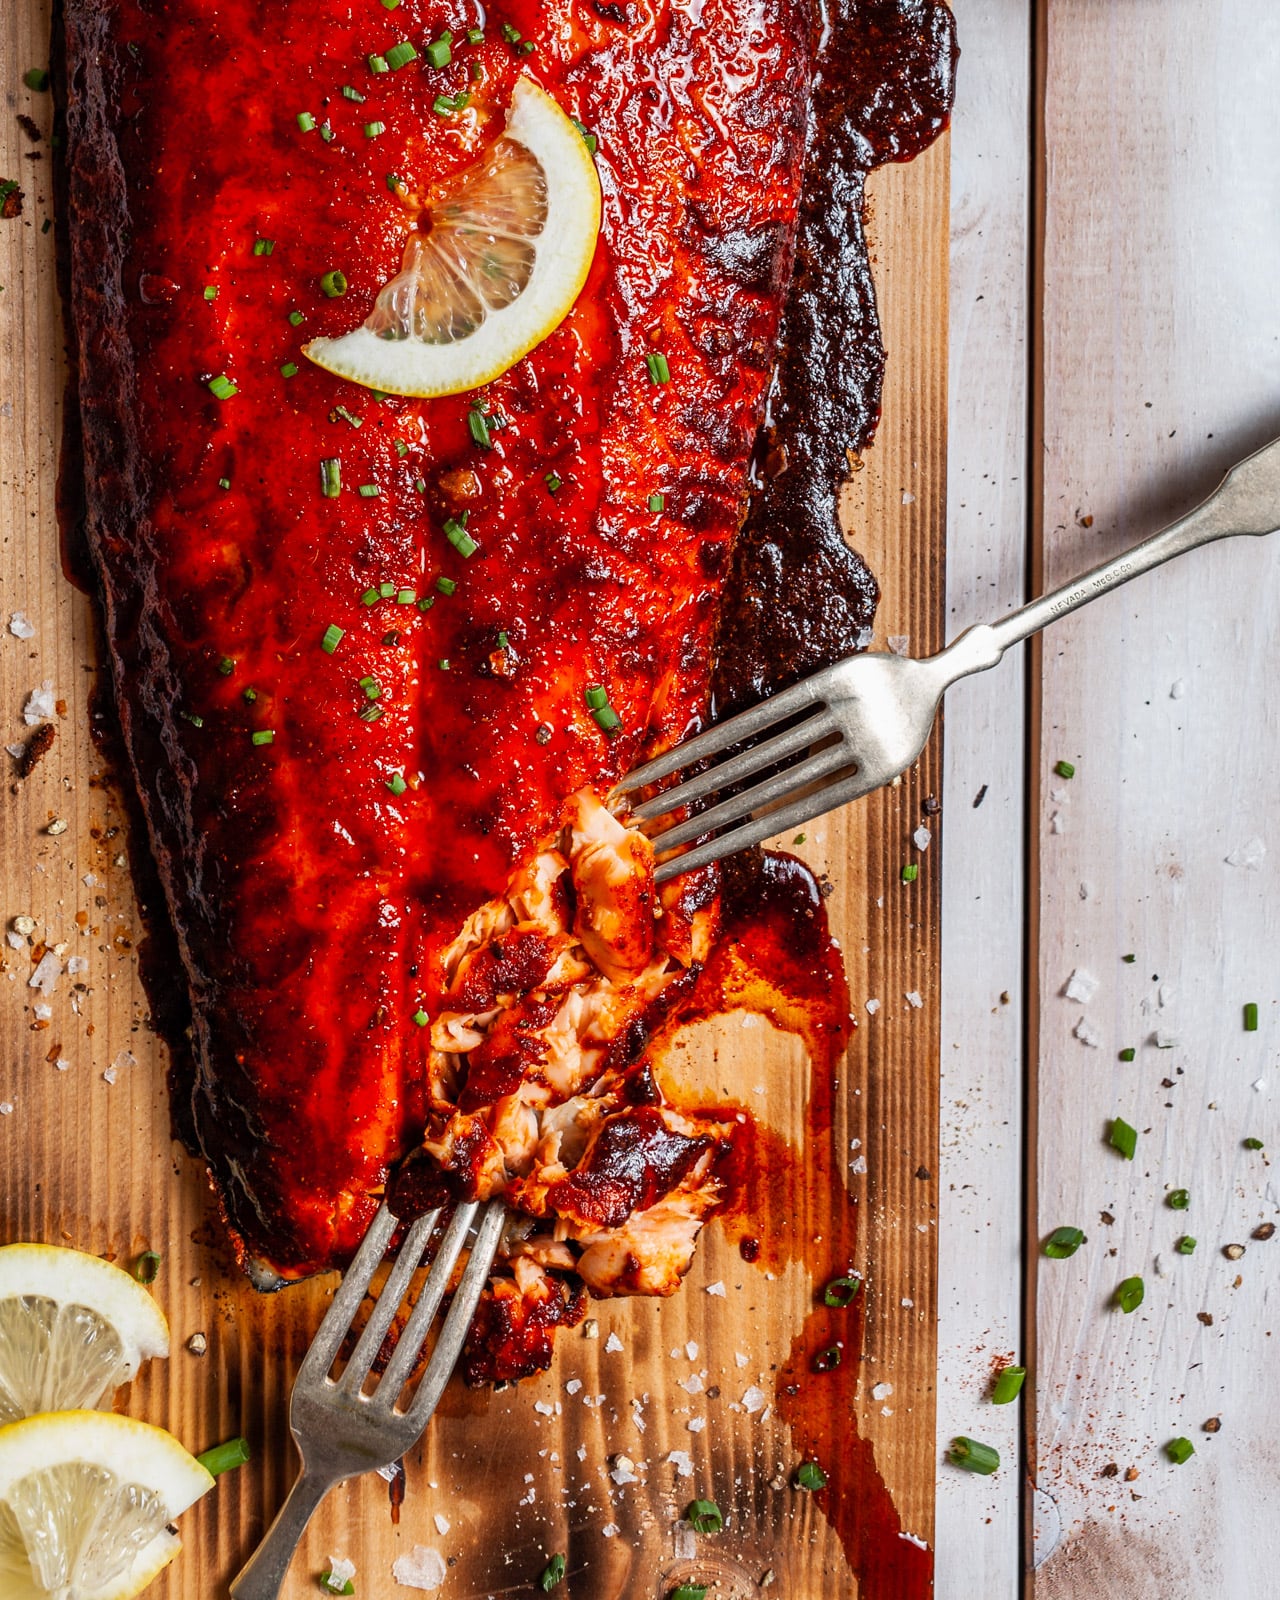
{"left": 1043, "top": 1226, "right": 1084, "bottom": 1258}
{"left": 949, "top": 1436, "right": 999, "bottom": 1475}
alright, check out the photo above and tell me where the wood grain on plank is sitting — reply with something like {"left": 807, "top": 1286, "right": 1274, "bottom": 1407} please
{"left": 0, "top": 10, "right": 950, "bottom": 1600}
{"left": 1032, "top": 4, "right": 1280, "bottom": 1593}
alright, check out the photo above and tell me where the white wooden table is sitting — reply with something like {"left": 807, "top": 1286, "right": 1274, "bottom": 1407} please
{"left": 937, "top": 2, "right": 1280, "bottom": 1593}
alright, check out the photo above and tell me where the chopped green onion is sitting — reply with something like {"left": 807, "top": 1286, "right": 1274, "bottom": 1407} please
{"left": 425, "top": 33, "right": 453, "bottom": 68}
{"left": 24, "top": 68, "right": 51, "bottom": 91}
{"left": 280, "top": 361, "right": 299, "bottom": 378}
{"left": 436, "top": 576, "right": 457, "bottom": 596}
{"left": 571, "top": 117, "right": 598, "bottom": 155}
{"left": 196, "top": 1437, "right": 250, "bottom": 1478}
{"left": 1176, "top": 1235, "right": 1196, "bottom": 1254}
{"left": 333, "top": 405, "right": 363, "bottom": 428}
{"left": 417, "top": 596, "right": 435, "bottom": 612}
{"left": 180, "top": 711, "right": 204, "bottom": 728}
{"left": 949, "top": 1437, "right": 999, "bottom": 1475}
{"left": 686, "top": 1498, "right": 723, "bottom": 1534}
{"left": 467, "top": 27, "right": 484, "bottom": 43}
{"left": 251, "top": 730, "right": 275, "bottom": 746}
{"left": 1044, "top": 1226, "right": 1084, "bottom": 1259}
{"left": 1167, "top": 1188, "right": 1190, "bottom": 1210}
{"left": 585, "top": 685, "right": 608, "bottom": 710}
{"left": 379, "top": 581, "right": 396, "bottom": 599}
{"left": 358, "top": 705, "right": 383, "bottom": 722}
{"left": 319, "top": 121, "right": 334, "bottom": 143}
{"left": 363, "top": 120, "right": 387, "bottom": 139}
{"left": 901, "top": 863, "right": 919, "bottom": 883}
{"left": 438, "top": 658, "right": 451, "bottom": 671}
{"left": 342, "top": 84, "right": 366, "bottom": 102}
{"left": 386, "top": 39, "right": 419, "bottom": 69}
{"left": 1166, "top": 1436, "right": 1194, "bottom": 1465}
{"left": 519, "top": 38, "right": 534, "bottom": 53}
{"left": 544, "top": 471, "right": 562, "bottom": 492}
{"left": 395, "top": 587, "right": 416, "bottom": 604}
{"left": 1115, "top": 1275, "right": 1144, "bottom": 1313}
{"left": 252, "top": 238, "right": 274, "bottom": 257}
{"left": 501, "top": 22, "right": 521, "bottom": 42}
{"left": 1122, "top": 952, "right": 1136, "bottom": 963}
{"left": 444, "top": 516, "right": 478, "bottom": 557}
{"left": 433, "top": 91, "right": 470, "bottom": 115}
{"left": 1054, "top": 759, "right": 1075, "bottom": 779}
{"left": 386, "top": 171, "right": 403, "bottom": 192}
{"left": 380, "top": 0, "right": 400, "bottom": 8}
{"left": 822, "top": 1274, "right": 861, "bottom": 1307}
{"left": 358, "top": 483, "right": 381, "bottom": 499}
{"left": 320, "top": 1572, "right": 355, "bottom": 1596}
{"left": 538, "top": 1554, "right": 566, "bottom": 1593}
{"left": 1244, "top": 1002, "right": 1259, "bottom": 1032}
{"left": 371, "top": 390, "right": 391, "bottom": 403}
{"left": 991, "top": 1364, "right": 1026, "bottom": 1405}
{"left": 386, "top": 771, "right": 407, "bottom": 796}
{"left": 645, "top": 351, "right": 671, "bottom": 384}
{"left": 320, "top": 268, "right": 348, "bottom": 297}
{"left": 793, "top": 1461, "right": 827, "bottom": 1491}
{"left": 1109, "top": 1117, "right": 1137, "bottom": 1161}
{"left": 218, "top": 477, "right": 232, "bottom": 490}
{"left": 242, "top": 687, "right": 258, "bottom": 704}
{"left": 394, "top": 439, "right": 408, "bottom": 457}
{"left": 671, "top": 1590, "right": 707, "bottom": 1600}
{"left": 1244, "top": 1137, "right": 1265, "bottom": 1150}
{"left": 288, "top": 309, "right": 305, "bottom": 326}
{"left": 648, "top": 492, "right": 665, "bottom": 513}
{"left": 133, "top": 1250, "right": 162, "bottom": 1284}
{"left": 207, "top": 374, "right": 237, "bottom": 400}
{"left": 203, "top": 284, "right": 218, "bottom": 301}
{"left": 361, "top": 588, "right": 379, "bottom": 606}
{"left": 297, "top": 111, "right": 317, "bottom": 132}
{"left": 468, "top": 406, "right": 492, "bottom": 449}
{"left": 368, "top": 53, "right": 390, "bottom": 73}
{"left": 1118, "top": 1047, "right": 1136, "bottom": 1062}
{"left": 320, "top": 457, "right": 342, "bottom": 497}
{"left": 218, "top": 656, "right": 236, "bottom": 676}
{"left": 321, "top": 624, "right": 345, "bottom": 654}
{"left": 812, "top": 1345, "right": 842, "bottom": 1372}
{"left": 497, "top": 631, "right": 509, "bottom": 648}
{"left": 358, "top": 677, "right": 382, "bottom": 701}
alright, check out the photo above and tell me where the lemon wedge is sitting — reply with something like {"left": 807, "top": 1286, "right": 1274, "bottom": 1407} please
{"left": 305, "top": 76, "right": 602, "bottom": 397}
{"left": 0, "top": 1411, "right": 213, "bottom": 1599}
{"left": 0, "top": 1244, "right": 170, "bottom": 1424}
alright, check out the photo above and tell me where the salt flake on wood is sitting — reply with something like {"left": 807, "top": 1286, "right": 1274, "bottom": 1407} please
{"left": 392, "top": 1546, "right": 446, "bottom": 1590}
{"left": 1226, "top": 837, "right": 1266, "bottom": 870}
{"left": 22, "top": 681, "right": 56, "bottom": 725}
{"left": 1062, "top": 968, "right": 1099, "bottom": 1004}
{"left": 8, "top": 612, "right": 35, "bottom": 639}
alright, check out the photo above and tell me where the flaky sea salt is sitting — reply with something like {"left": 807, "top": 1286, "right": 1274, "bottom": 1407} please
{"left": 112, "top": 1050, "right": 137, "bottom": 1074}
{"left": 601, "top": 1524, "right": 620, "bottom": 1539}
{"left": 605, "top": 1332, "right": 624, "bottom": 1354}
{"left": 1073, "top": 1017, "right": 1101, "bottom": 1048}
{"left": 871, "top": 1382, "right": 893, "bottom": 1401}
{"left": 392, "top": 1547, "right": 446, "bottom": 1590}
{"left": 865, "top": 998, "right": 880, "bottom": 1014}
{"left": 667, "top": 1450, "right": 693, "bottom": 1478}
{"left": 1062, "top": 968, "right": 1100, "bottom": 1004}
{"left": 325, "top": 1557, "right": 356, "bottom": 1589}
{"left": 0, "top": 1103, "right": 14, "bottom": 1116}
{"left": 678, "top": 1374, "right": 703, "bottom": 1395}
{"left": 565, "top": 1379, "right": 582, "bottom": 1396}
{"left": 687, "top": 1417, "right": 705, "bottom": 1433}
{"left": 22, "top": 681, "right": 56, "bottom": 725}
{"left": 705, "top": 1281, "right": 726, "bottom": 1297}
{"left": 742, "top": 1386, "right": 767, "bottom": 1414}
{"left": 905, "top": 990, "right": 923, "bottom": 1009}
{"left": 8, "top": 612, "right": 35, "bottom": 640}
{"left": 1226, "top": 837, "right": 1266, "bottom": 870}
{"left": 913, "top": 826, "right": 931, "bottom": 851}
{"left": 685, "top": 1340, "right": 698, "bottom": 1360}
{"left": 28, "top": 951, "right": 61, "bottom": 996}
{"left": 1050, "top": 811, "right": 1066, "bottom": 834}
{"left": 432, "top": 1514, "right": 451, "bottom": 1537}
{"left": 1170, "top": 679, "right": 1186, "bottom": 699}
{"left": 735, "top": 1352, "right": 750, "bottom": 1369}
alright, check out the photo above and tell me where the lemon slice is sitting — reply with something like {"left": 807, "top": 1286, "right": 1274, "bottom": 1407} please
{"left": 305, "top": 76, "right": 602, "bottom": 397}
{"left": 0, "top": 1245, "right": 170, "bottom": 1425}
{"left": 0, "top": 1411, "right": 213, "bottom": 1599}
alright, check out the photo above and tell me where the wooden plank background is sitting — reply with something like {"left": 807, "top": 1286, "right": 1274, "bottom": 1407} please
{"left": 0, "top": 4, "right": 949, "bottom": 1597}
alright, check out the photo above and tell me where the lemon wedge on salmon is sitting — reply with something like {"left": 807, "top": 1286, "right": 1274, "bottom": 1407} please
{"left": 0, "top": 1411, "right": 213, "bottom": 1599}
{"left": 0, "top": 1244, "right": 170, "bottom": 1425}
{"left": 305, "top": 77, "right": 602, "bottom": 397}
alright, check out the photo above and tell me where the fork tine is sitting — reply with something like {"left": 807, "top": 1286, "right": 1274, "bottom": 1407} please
{"left": 337, "top": 1207, "right": 441, "bottom": 1395}
{"left": 374, "top": 1199, "right": 482, "bottom": 1403}
{"left": 402, "top": 1198, "right": 506, "bottom": 1429}
{"left": 652, "top": 767, "right": 882, "bottom": 884}
{"left": 615, "top": 677, "right": 828, "bottom": 794}
{"left": 647, "top": 740, "right": 854, "bottom": 855}
{"left": 628, "top": 707, "right": 839, "bottom": 823}
{"left": 295, "top": 1202, "right": 400, "bottom": 1385}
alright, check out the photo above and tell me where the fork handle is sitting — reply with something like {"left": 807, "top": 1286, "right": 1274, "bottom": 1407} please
{"left": 935, "top": 434, "right": 1280, "bottom": 683}
{"left": 228, "top": 1465, "right": 335, "bottom": 1600}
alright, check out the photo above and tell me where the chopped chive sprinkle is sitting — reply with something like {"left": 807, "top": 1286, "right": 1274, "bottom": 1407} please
{"left": 359, "top": 676, "right": 382, "bottom": 700}
{"left": 371, "top": 390, "right": 392, "bottom": 403}
{"left": 379, "top": 582, "right": 397, "bottom": 599}
{"left": 671, "top": 1589, "right": 707, "bottom": 1600}
{"left": 364, "top": 120, "right": 387, "bottom": 139}
{"left": 319, "top": 121, "right": 334, "bottom": 142}
{"left": 252, "top": 237, "right": 275, "bottom": 256}
{"left": 1244, "top": 1002, "right": 1259, "bottom": 1032}
{"left": 1054, "top": 759, "right": 1075, "bottom": 778}
{"left": 571, "top": 117, "right": 598, "bottom": 154}
{"left": 538, "top": 1554, "right": 566, "bottom": 1592}
{"left": 648, "top": 492, "right": 665, "bottom": 513}
{"left": 368, "top": 53, "right": 390, "bottom": 73}
{"left": 412, "top": 1007, "right": 430, "bottom": 1026}
{"left": 218, "top": 657, "right": 236, "bottom": 675}
{"left": 203, "top": 284, "right": 218, "bottom": 301}
{"left": 333, "top": 405, "right": 363, "bottom": 428}
{"left": 822, "top": 1274, "right": 861, "bottom": 1307}
{"left": 358, "top": 483, "right": 381, "bottom": 498}
{"left": 436, "top": 576, "right": 457, "bottom": 596}
{"left": 1166, "top": 1436, "right": 1194, "bottom": 1465}
{"left": 545, "top": 472, "right": 563, "bottom": 492}
{"left": 468, "top": 406, "right": 492, "bottom": 449}
{"left": 414, "top": 477, "right": 428, "bottom": 493}
{"left": 425, "top": 32, "right": 453, "bottom": 68}
{"left": 133, "top": 1250, "right": 162, "bottom": 1284}
{"left": 321, "top": 624, "right": 345, "bottom": 654}
{"left": 297, "top": 111, "right": 317, "bottom": 132}
{"left": 585, "top": 685, "right": 608, "bottom": 710}
{"left": 288, "top": 309, "right": 305, "bottom": 326}
{"left": 180, "top": 711, "right": 204, "bottom": 728}
{"left": 812, "top": 1345, "right": 842, "bottom": 1372}
{"left": 1244, "top": 1137, "right": 1264, "bottom": 1150}
{"left": 386, "top": 171, "right": 403, "bottom": 192}
{"left": 207, "top": 374, "right": 237, "bottom": 400}
{"left": 901, "top": 863, "right": 919, "bottom": 883}
{"left": 386, "top": 39, "right": 419, "bottom": 69}
{"left": 949, "top": 1437, "right": 999, "bottom": 1475}
{"left": 280, "top": 361, "right": 299, "bottom": 379}
{"left": 386, "top": 771, "right": 407, "bottom": 796}
{"left": 1118, "top": 1046, "right": 1136, "bottom": 1062}
{"left": 396, "top": 587, "right": 416, "bottom": 604}
{"left": 438, "top": 658, "right": 451, "bottom": 671}
{"left": 1109, "top": 1117, "right": 1137, "bottom": 1161}
{"left": 1122, "top": 952, "right": 1136, "bottom": 963}
{"left": 24, "top": 68, "right": 51, "bottom": 91}
{"left": 992, "top": 1364, "right": 1026, "bottom": 1405}
{"left": 433, "top": 91, "right": 470, "bottom": 115}
{"left": 358, "top": 705, "right": 384, "bottom": 722}
{"left": 645, "top": 351, "right": 671, "bottom": 384}
{"left": 196, "top": 1437, "right": 251, "bottom": 1478}
{"left": 1115, "top": 1275, "right": 1144, "bottom": 1313}
{"left": 793, "top": 1461, "right": 827, "bottom": 1491}
{"left": 242, "top": 687, "right": 258, "bottom": 703}
{"left": 519, "top": 38, "right": 534, "bottom": 53}
{"left": 497, "top": 631, "right": 509, "bottom": 648}
{"left": 1167, "top": 1188, "right": 1190, "bottom": 1210}
{"left": 1044, "top": 1225, "right": 1084, "bottom": 1258}
{"left": 362, "top": 588, "right": 379, "bottom": 606}
{"left": 251, "top": 729, "right": 275, "bottom": 746}
{"left": 444, "top": 516, "right": 478, "bottom": 557}
{"left": 417, "top": 596, "right": 435, "bottom": 612}
{"left": 501, "top": 22, "right": 521, "bottom": 42}
{"left": 395, "top": 439, "right": 408, "bottom": 457}
{"left": 1177, "top": 1235, "right": 1196, "bottom": 1254}
{"left": 686, "top": 1499, "right": 723, "bottom": 1534}
{"left": 218, "top": 477, "right": 231, "bottom": 490}
{"left": 380, "top": 0, "right": 401, "bottom": 8}
{"left": 467, "top": 26, "right": 484, "bottom": 43}
{"left": 320, "top": 1572, "right": 355, "bottom": 1596}
{"left": 320, "top": 268, "right": 348, "bottom": 297}
{"left": 320, "top": 457, "right": 342, "bottom": 497}
{"left": 342, "top": 84, "right": 366, "bottom": 102}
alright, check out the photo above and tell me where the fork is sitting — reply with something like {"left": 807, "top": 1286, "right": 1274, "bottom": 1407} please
{"left": 619, "top": 437, "right": 1280, "bottom": 881}
{"left": 229, "top": 1196, "right": 506, "bottom": 1600}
